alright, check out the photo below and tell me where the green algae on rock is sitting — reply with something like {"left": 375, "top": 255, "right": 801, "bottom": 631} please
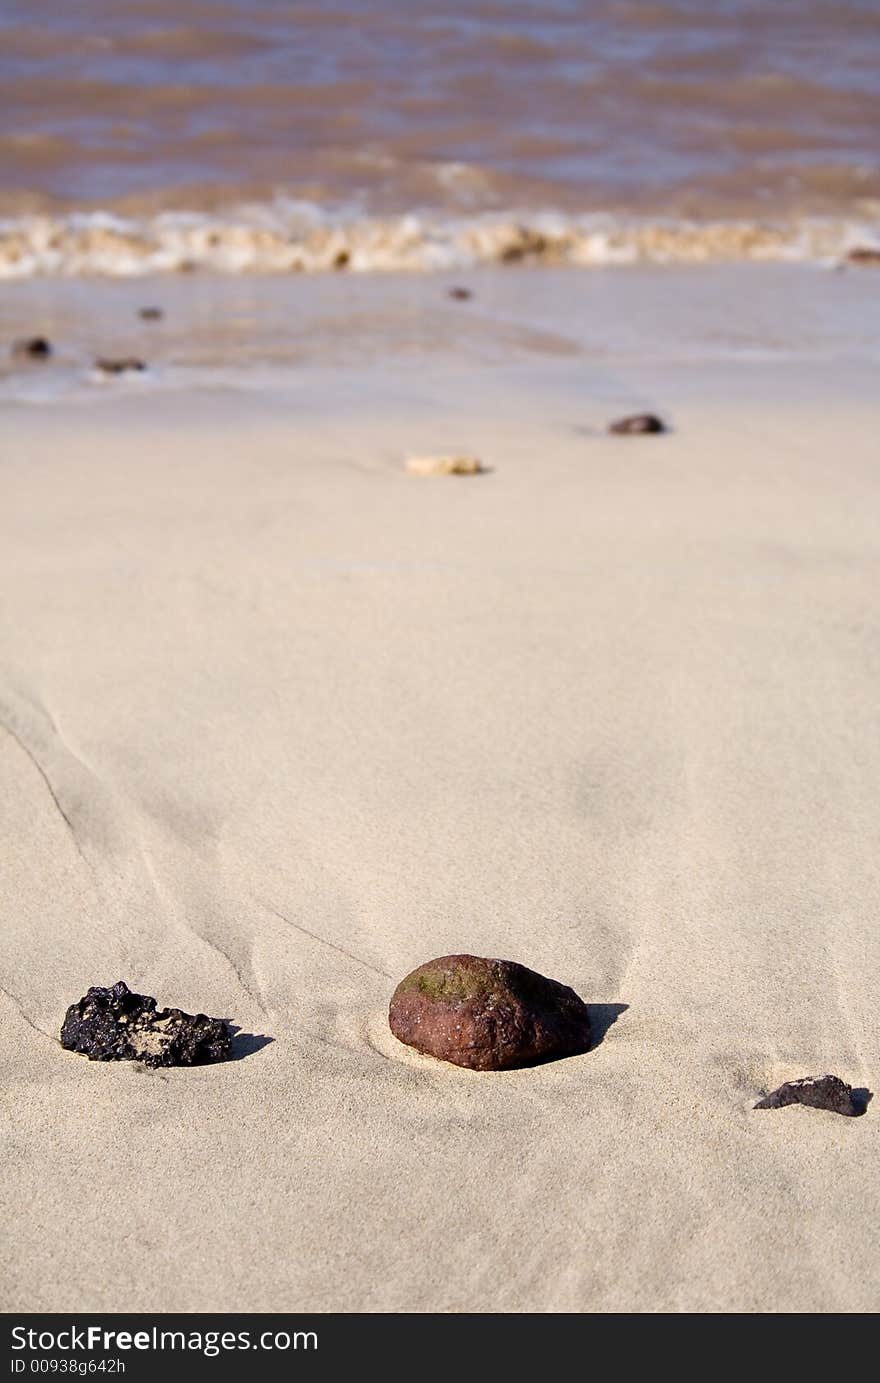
{"left": 388, "top": 954, "right": 592, "bottom": 1071}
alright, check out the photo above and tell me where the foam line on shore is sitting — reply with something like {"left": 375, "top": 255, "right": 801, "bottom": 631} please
{"left": 1, "top": 204, "right": 878, "bottom": 278}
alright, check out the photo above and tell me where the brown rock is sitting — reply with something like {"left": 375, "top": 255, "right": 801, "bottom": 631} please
{"left": 138, "top": 306, "right": 163, "bottom": 320}
{"left": 754, "top": 1073, "right": 864, "bottom": 1117}
{"left": 94, "top": 356, "right": 146, "bottom": 375}
{"left": 608, "top": 413, "right": 666, "bottom": 435}
{"left": 388, "top": 953, "right": 592, "bottom": 1070}
{"left": 448, "top": 286, "right": 473, "bottom": 300}
{"left": 846, "top": 247, "right": 880, "bottom": 266}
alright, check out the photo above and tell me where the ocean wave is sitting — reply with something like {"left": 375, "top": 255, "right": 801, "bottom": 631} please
{"left": 1, "top": 204, "right": 878, "bottom": 278}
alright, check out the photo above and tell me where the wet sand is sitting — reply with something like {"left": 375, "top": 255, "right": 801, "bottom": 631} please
{"left": 1, "top": 266, "right": 878, "bottom": 1312}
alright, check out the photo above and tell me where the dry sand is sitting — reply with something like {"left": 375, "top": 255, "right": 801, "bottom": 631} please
{"left": 1, "top": 267, "right": 878, "bottom": 1312}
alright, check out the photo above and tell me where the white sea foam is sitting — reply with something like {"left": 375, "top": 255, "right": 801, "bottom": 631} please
{"left": 1, "top": 204, "right": 878, "bottom": 279}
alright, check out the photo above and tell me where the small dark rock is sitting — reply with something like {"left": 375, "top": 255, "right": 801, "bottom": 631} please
{"left": 608, "top": 413, "right": 666, "bottom": 435}
{"left": 138, "top": 307, "right": 163, "bottom": 321}
{"left": 389, "top": 953, "right": 592, "bottom": 1070}
{"left": 94, "top": 357, "right": 146, "bottom": 375}
{"left": 60, "top": 980, "right": 232, "bottom": 1067}
{"left": 754, "top": 1073, "right": 863, "bottom": 1117}
{"left": 448, "top": 286, "right": 473, "bottom": 301}
{"left": 846, "top": 247, "right": 880, "bottom": 266}
{"left": 12, "top": 336, "right": 52, "bottom": 361}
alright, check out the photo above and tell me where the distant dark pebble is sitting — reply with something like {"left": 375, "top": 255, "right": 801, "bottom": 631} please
{"left": 609, "top": 413, "right": 666, "bottom": 435}
{"left": 754, "top": 1073, "right": 864, "bottom": 1117}
{"left": 138, "top": 307, "right": 163, "bottom": 321}
{"left": 846, "top": 247, "right": 880, "bottom": 266}
{"left": 94, "top": 357, "right": 147, "bottom": 375}
{"left": 60, "top": 980, "right": 232, "bottom": 1067}
{"left": 11, "top": 336, "right": 52, "bottom": 361}
{"left": 448, "top": 286, "right": 473, "bottom": 301}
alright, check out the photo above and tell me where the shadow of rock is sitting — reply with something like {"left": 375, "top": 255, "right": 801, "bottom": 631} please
{"left": 853, "top": 1087, "right": 873, "bottom": 1116}
{"left": 224, "top": 1023, "right": 274, "bottom": 1061}
{"left": 588, "top": 1002, "right": 629, "bottom": 1050}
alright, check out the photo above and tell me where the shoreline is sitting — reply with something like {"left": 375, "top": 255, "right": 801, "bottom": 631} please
{"left": 1, "top": 262, "right": 878, "bottom": 408}
{"left": 0, "top": 206, "right": 878, "bottom": 281}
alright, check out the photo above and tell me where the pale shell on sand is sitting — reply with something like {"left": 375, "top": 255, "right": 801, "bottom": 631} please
{"left": 405, "top": 454, "right": 484, "bottom": 476}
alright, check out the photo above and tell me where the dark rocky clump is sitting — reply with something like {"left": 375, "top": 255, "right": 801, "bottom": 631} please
{"left": 60, "top": 980, "right": 232, "bottom": 1067}
{"left": 12, "top": 336, "right": 52, "bottom": 361}
{"left": 138, "top": 307, "right": 163, "bottom": 320}
{"left": 608, "top": 413, "right": 666, "bottom": 435}
{"left": 754, "top": 1073, "right": 863, "bottom": 1117}
{"left": 389, "top": 953, "right": 592, "bottom": 1070}
{"left": 94, "top": 357, "right": 146, "bottom": 375}
{"left": 846, "top": 247, "right": 880, "bottom": 266}
{"left": 448, "top": 286, "right": 473, "bottom": 300}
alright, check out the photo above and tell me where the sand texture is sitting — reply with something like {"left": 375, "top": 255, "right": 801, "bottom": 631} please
{"left": 1, "top": 267, "right": 878, "bottom": 1313}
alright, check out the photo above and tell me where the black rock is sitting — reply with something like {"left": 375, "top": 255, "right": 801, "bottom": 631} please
{"left": 754, "top": 1073, "right": 863, "bottom": 1117}
{"left": 138, "top": 307, "right": 163, "bottom": 321}
{"left": 609, "top": 413, "right": 666, "bottom": 435}
{"left": 60, "top": 980, "right": 232, "bottom": 1067}
{"left": 12, "top": 336, "right": 52, "bottom": 361}
{"left": 94, "top": 357, "right": 146, "bottom": 375}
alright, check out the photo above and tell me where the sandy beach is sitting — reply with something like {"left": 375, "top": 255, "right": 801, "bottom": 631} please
{"left": 1, "top": 263, "right": 879, "bottom": 1313}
